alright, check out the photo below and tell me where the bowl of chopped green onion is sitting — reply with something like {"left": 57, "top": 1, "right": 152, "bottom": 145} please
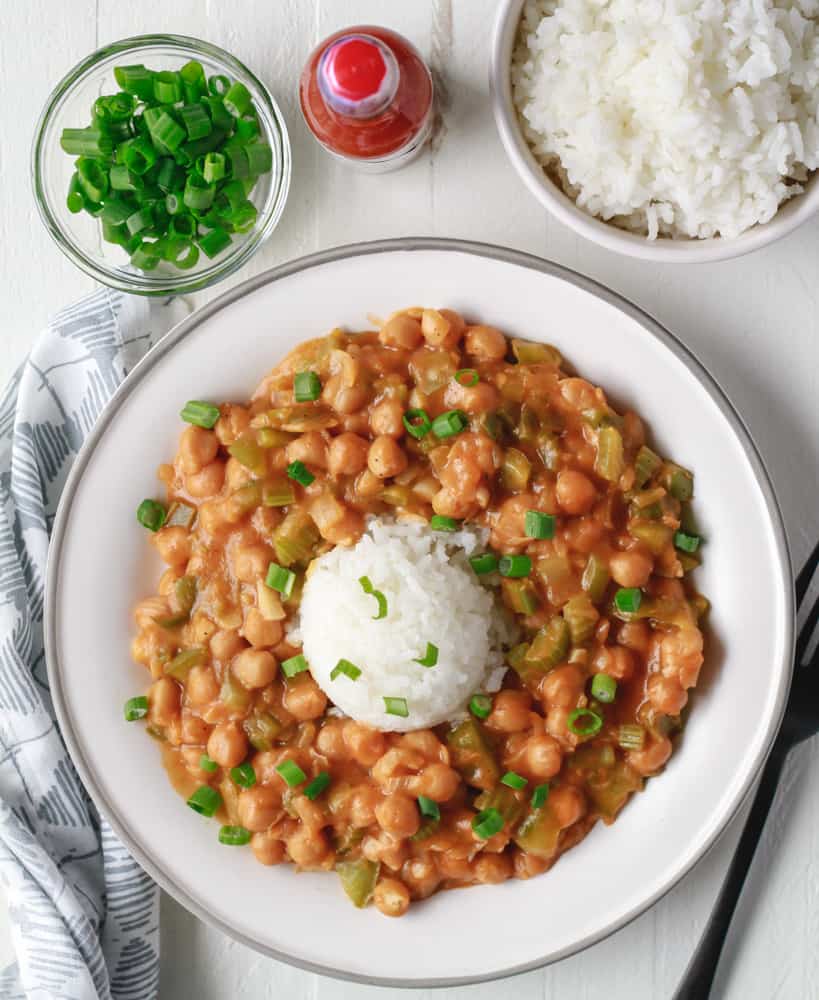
{"left": 32, "top": 34, "right": 291, "bottom": 294}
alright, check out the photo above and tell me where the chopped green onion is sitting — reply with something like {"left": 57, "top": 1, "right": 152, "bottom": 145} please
{"left": 275, "top": 759, "right": 306, "bottom": 788}
{"left": 184, "top": 173, "right": 215, "bottom": 212}
{"left": 123, "top": 695, "right": 148, "bottom": 721}
{"left": 224, "top": 81, "right": 252, "bottom": 117}
{"left": 286, "top": 460, "right": 315, "bottom": 487}
{"left": 265, "top": 562, "right": 296, "bottom": 597}
{"left": 432, "top": 409, "right": 469, "bottom": 439}
{"left": 430, "top": 515, "right": 460, "bottom": 532}
{"left": 180, "top": 60, "right": 207, "bottom": 102}
{"left": 472, "top": 807, "right": 504, "bottom": 839}
{"left": 187, "top": 785, "right": 221, "bottom": 817}
{"left": 218, "top": 825, "right": 251, "bottom": 846}
{"left": 153, "top": 70, "right": 182, "bottom": 104}
{"left": 418, "top": 796, "right": 440, "bottom": 821}
{"left": 236, "top": 115, "right": 260, "bottom": 141}
{"left": 109, "top": 164, "right": 142, "bottom": 192}
{"left": 614, "top": 587, "right": 642, "bottom": 613}
{"left": 209, "top": 74, "right": 231, "bottom": 96}
{"left": 358, "top": 577, "right": 388, "bottom": 620}
{"left": 136, "top": 499, "right": 166, "bottom": 532}
{"left": 414, "top": 642, "right": 438, "bottom": 668}
{"left": 224, "top": 144, "right": 250, "bottom": 179}
{"left": 499, "top": 554, "right": 532, "bottom": 578}
{"left": 199, "top": 754, "right": 218, "bottom": 773}
{"left": 567, "top": 708, "right": 603, "bottom": 737}
{"left": 674, "top": 531, "right": 701, "bottom": 553}
{"left": 331, "top": 659, "right": 362, "bottom": 681}
{"left": 591, "top": 673, "right": 617, "bottom": 703}
{"left": 122, "top": 136, "right": 158, "bottom": 175}
{"left": 524, "top": 510, "right": 556, "bottom": 540}
{"left": 200, "top": 151, "right": 226, "bottom": 183}
{"left": 245, "top": 142, "right": 273, "bottom": 176}
{"left": 618, "top": 724, "right": 646, "bottom": 751}
{"left": 59, "top": 127, "right": 113, "bottom": 158}
{"left": 469, "top": 693, "right": 492, "bottom": 719}
{"left": 383, "top": 696, "right": 409, "bottom": 718}
{"left": 130, "top": 240, "right": 162, "bottom": 271}
{"left": 230, "top": 762, "right": 256, "bottom": 788}
{"left": 197, "top": 226, "right": 232, "bottom": 259}
{"left": 179, "top": 103, "right": 212, "bottom": 141}
{"left": 470, "top": 553, "right": 499, "bottom": 575}
{"left": 454, "top": 369, "right": 479, "bottom": 387}
{"left": 114, "top": 64, "right": 156, "bottom": 101}
{"left": 149, "top": 110, "right": 186, "bottom": 152}
{"left": 501, "top": 771, "right": 527, "bottom": 790}
{"left": 305, "top": 771, "right": 331, "bottom": 801}
{"left": 76, "top": 158, "right": 109, "bottom": 202}
{"left": 531, "top": 783, "right": 551, "bottom": 809}
{"left": 281, "top": 654, "right": 310, "bottom": 678}
{"left": 294, "top": 371, "right": 322, "bottom": 402}
{"left": 403, "top": 408, "right": 432, "bottom": 439}
{"left": 66, "top": 174, "right": 84, "bottom": 213}
{"left": 180, "top": 400, "right": 220, "bottom": 429}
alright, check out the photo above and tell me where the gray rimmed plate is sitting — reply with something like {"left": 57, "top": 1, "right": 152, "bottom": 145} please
{"left": 45, "top": 239, "right": 793, "bottom": 987}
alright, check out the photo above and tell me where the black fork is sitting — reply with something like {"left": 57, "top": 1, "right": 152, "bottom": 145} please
{"left": 673, "top": 539, "right": 819, "bottom": 1000}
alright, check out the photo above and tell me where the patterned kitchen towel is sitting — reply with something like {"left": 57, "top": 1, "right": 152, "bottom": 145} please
{"left": 0, "top": 287, "right": 188, "bottom": 1000}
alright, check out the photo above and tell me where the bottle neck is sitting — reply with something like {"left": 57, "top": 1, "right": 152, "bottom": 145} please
{"left": 317, "top": 33, "right": 400, "bottom": 119}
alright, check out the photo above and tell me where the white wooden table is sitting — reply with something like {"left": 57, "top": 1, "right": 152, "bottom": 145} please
{"left": 2, "top": 1, "right": 818, "bottom": 997}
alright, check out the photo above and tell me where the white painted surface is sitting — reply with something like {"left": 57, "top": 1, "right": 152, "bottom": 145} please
{"left": 0, "top": 1, "right": 817, "bottom": 997}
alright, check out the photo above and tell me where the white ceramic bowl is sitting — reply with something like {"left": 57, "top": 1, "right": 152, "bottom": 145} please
{"left": 490, "top": 0, "right": 819, "bottom": 263}
{"left": 45, "top": 239, "right": 793, "bottom": 986}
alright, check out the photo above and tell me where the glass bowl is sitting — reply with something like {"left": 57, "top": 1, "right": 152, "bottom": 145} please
{"left": 32, "top": 34, "right": 291, "bottom": 295}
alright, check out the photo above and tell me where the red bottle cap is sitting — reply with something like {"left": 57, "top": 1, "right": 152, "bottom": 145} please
{"left": 318, "top": 33, "right": 399, "bottom": 118}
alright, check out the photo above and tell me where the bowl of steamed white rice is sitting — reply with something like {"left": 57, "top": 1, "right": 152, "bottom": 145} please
{"left": 491, "top": 0, "right": 819, "bottom": 261}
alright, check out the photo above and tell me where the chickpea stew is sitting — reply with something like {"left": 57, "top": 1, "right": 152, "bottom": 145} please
{"left": 129, "top": 305, "right": 708, "bottom": 917}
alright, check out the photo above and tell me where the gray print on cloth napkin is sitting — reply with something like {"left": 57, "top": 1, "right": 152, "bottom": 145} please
{"left": 0, "top": 287, "right": 187, "bottom": 1000}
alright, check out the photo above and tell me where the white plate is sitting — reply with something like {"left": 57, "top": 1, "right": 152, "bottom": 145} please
{"left": 46, "top": 239, "right": 793, "bottom": 987}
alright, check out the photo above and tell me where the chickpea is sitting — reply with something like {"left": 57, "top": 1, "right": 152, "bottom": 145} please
{"left": 610, "top": 548, "right": 653, "bottom": 589}
{"left": 550, "top": 786, "right": 587, "bottom": 828}
{"left": 283, "top": 676, "right": 327, "bottom": 720}
{"left": 647, "top": 672, "right": 688, "bottom": 715}
{"left": 251, "top": 831, "right": 286, "bottom": 866}
{"left": 618, "top": 620, "right": 651, "bottom": 656}
{"left": 401, "top": 857, "right": 440, "bottom": 899}
{"left": 525, "top": 734, "right": 563, "bottom": 779}
{"left": 374, "top": 878, "right": 411, "bottom": 917}
{"left": 207, "top": 721, "right": 248, "bottom": 768}
{"left": 380, "top": 313, "right": 423, "bottom": 350}
{"left": 555, "top": 469, "right": 597, "bottom": 515}
{"left": 628, "top": 736, "right": 672, "bottom": 776}
{"left": 238, "top": 785, "right": 281, "bottom": 832}
{"left": 327, "top": 432, "right": 370, "bottom": 478}
{"left": 660, "top": 627, "right": 704, "bottom": 690}
{"left": 152, "top": 526, "right": 191, "bottom": 568}
{"left": 513, "top": 850, "right": 550, "bottom": 879}
{"left": 375, "top": 793, "right": 420, "bottom": 839}
{"left": 413, "top": 763, "right": 460, "bottom": 802}
{"left": 186, "top": 461, "right": 225, "bottom": 498}
{"left": 232, "top": 544, "right": 272, "bottom": 584}
{"left": 285, "top": 431, "right": 328, "bottom": 469}
{"left": 369, "top": 397, "right": 405, "bottom": 438}
{"left": 421, "top": 308, "right": 454, "bottom": 347}
{"left": 355, "top": 468, "right": 384, "bottom": 498}
{"left": 186, "top": 665, "right": 220, "bottom": 707}
{"left": 349, "top": 785, "right": 381, "bottom": 828}
{"left": 242, "top": 608, "right": 283, "bottom": 649}
{"left": 214, "top": 404, "right": 250, "bottom": 447}
{"left": 210, "top": 629, "right": 246, "bottom": 662}
{"left": 344, "top": 722, "right": 387, "bottom": 767}
{"left": 367, "top": 435, "right": 408, "bottom": 479}
{"left": 324, "top": 376, "right": 369, "bottom": 415}
{"left": 486, "top": 690, "right": 532, "bottom": 733}
{"left": 148, "top": 677, "right": 180, "bottom": 728}
{"left": 224, "top": 456, "right": 252, "bottom": 491}
{"left": 474, "top": 853, "right": 514, "bottom": 884}
{"left": 179, "top": 425, "right": 219, "bottom": 475}
{"left": 465, "top": 324, "right": 507, "bottom": 361}
{"left": 541, "top": 664, "right": 584, "bottom": 708}
{"left": 292, "top": 795, "right": 325, "bottom": 832}
{"left": 316, "top": 719, "right": 346, "bottom": 759}
{"left": 232, "top": 648, "right": 277, "bottom": 689}
{"left": 444, "top": 379, "right": 499, "bottom": 415}
{"left": 287, "top": 827, "right": 329, "bottom": 868}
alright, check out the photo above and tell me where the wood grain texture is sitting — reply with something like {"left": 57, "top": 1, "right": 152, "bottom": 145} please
{"left": 2, "top": 1, "right": 818, "bottom": 997}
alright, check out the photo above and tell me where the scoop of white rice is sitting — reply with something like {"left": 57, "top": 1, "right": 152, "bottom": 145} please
{"left": 512, "top": 0, "right": 819, "bottom": 239}
{"left": 296, "top": 520, "right": 512, "bottom": 732}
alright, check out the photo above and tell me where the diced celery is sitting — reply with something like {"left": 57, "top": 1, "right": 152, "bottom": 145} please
{"left": 501, "top": 447, "right": 532, "bottom": 491}
{"left": 617, "top": 724, "right": 646, "bottom": 751}
{"left": 256, "top": 427, "right": 293, "bottom": 448}
{"left": 273, "top": 509, "right": 320, "bottom": 567}
{"left": 261, "top": 405, "right": 339, "bottom": 432}
{"left": 525, "top": 616, "right": 570, "bottom": 669}
{"left": 262, "top": 475, "right": 295, "bottom": 507}
{"left": 662, "top": 463, "right": 694, "bottom": 501}
{"left": 536, "top": 432, "right": 560, "bottom": 471}
{"left": 633, "top": 446, "right": 662, "bottom": 487}
{"left": 228, "top": 434, "right": 267, "bottom": 475}
{"left": 581, "top": 553, "right": 610, "bottom": 604}
{"left": 562, "top": 594, "right": 599, "bottom": 645}
{"left": 514, "top": 802, "right": 562, "bottom": 858}
{"left": 595, "top": 426, "right": 624, "bottom": 482}
{"left": 166, "top": 500, "right": 196, "bottom": 529}
{"left": 516, "top": 405, "right": 539, "bottom": 442}
{"left": 166, "top": 646, "right": 206, "bottom": 680}
{"left": 219, "top": 671, "right": 252, "bottom": 712}
{"left": 511, "top": 339, "right": 562, "bottom": 366}
{"left": 337, "top": 859, "right": 379, "bottom": 908}
{"left": 243, "top": 710, "right": 283, "bottom": 751}
{"left": 474, "top": 784, "right": 525, "bottom": 828}
{"left": 228, "top": 481, "right": 263, "bottom": 516}
{"left": 629, "top": 521, "right": 674, "bottom": 555}
{"left": 256, "top": 580, "right": 286, "bottom": 620}
{"left": 501, "top": 578, "right": 540, "bottom": 615}
{"left": 446, "top": 718, "right": 501, "bottom": 790}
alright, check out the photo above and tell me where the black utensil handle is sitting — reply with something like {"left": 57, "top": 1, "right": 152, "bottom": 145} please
{"left": 672, "top": 737, "right": 790, "bottom": 1000}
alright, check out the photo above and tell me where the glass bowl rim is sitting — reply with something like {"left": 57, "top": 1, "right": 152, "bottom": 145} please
{"left": 31, "top": 32, "right": 292, "bottom": 296}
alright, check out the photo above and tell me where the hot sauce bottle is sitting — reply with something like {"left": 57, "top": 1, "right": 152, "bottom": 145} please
{"left": 299, "top": 26, "right": 434, "bottom": 172}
